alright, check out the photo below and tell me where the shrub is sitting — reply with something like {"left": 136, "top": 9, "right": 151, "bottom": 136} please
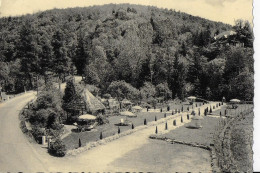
{"left": 31, "top": 126, "right": 45, "bottom": 143}
{"left": 107, "top": 80, "right": 140, "bottom": 101}
{"left": 100, "top": 132, "right": 103, "bottom": 139}
{"left": 173, "top": 120, "right": 176, "bottom": 126}
{"left": 144, "top": 118, "right": 147, "bottom": 125}
{"left": 96, "top": 115, "right": 109, "bottom": 125}
{"left": 48, "top": 138, "right": 66, "bottom": 157}
{"left": 79, "top": 138, "right": 82, "bottom": 148}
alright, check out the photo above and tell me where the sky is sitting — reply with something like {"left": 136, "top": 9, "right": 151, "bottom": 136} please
{"left": 0, "top": 0, "right": 253, "bottom": 25}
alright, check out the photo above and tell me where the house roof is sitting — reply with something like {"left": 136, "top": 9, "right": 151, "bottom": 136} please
{"left": 214, "top": 30, "right": 237, "bottom": 40}
{"left": 81, "top": 88, "right": 105, "bottom": 112}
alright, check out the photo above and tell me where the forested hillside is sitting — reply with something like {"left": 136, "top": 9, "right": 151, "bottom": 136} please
{"left": 0, "top": 4, "right": 254, "bottom": 101}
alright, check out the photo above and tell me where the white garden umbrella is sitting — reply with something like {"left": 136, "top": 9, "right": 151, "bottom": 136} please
{"left": 188, "top": 96, "right": 197, "bottom": 100}
{"left": 120, "top": 111, "right": 136, "bottom": 117}
{"left": 78, "top": 114, "right": 97, "bottom": 120}
{"left": 230, "top": 99, "right": 240, "bottom": 103}
{"left": 132, "top": 106, "right": 143, "bottom": 110}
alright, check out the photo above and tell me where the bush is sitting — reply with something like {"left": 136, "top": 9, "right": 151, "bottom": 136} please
{"left": 107, "top": 80, "right": 140, "bottom": 101}
{"left": 100, "top": 132, "right": 103, "bottom": 139}
{"left": 96, "top": 115, "right": 109, "bottom": 125}
{"left": 173, "top": 120, "right": 176, "bottom": 126}
{"left": 48, "top": 138, "right": 66, "bottom": 157}
{"left": 31, "top": 126, "right": 45, "bottom": 143}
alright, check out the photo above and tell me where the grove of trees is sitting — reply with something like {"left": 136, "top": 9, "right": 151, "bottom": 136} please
{"left": 0, "top": 4, "right": 254, "bottom": 101}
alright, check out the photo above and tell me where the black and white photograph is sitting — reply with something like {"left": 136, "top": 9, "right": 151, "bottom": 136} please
{"left": 0, "top": 0, "right": 256, "bottom": 172}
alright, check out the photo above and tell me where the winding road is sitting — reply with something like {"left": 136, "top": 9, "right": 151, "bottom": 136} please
{"left": 0, "top": 92, "right": 222, "bottom": 172}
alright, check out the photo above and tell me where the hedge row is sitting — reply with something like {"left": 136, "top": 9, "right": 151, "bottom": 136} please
{"left": 213, "top": 107, "right": 253, "bottom": 172}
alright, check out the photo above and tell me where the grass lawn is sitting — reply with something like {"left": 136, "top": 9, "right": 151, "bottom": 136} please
{"left": 62, "top": 101, "right": 209, "bottom": 150}
{"left": 230, "top": 111, "right": 253, "bottom": 172}
{"left": 63, "top": 111, "right": 169, "bottom": 150}
{"left": 155, "top": 116, "right": 221, "bottom": 146}
{"left": 108, "top": 139, "right": 212, "bottom": 172}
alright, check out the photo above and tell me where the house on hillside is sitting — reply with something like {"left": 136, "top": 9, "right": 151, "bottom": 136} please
{"left": 213, "top": 30, "right": 244, "bottom": 47}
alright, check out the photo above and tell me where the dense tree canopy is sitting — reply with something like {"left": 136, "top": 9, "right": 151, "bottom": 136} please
{"left": 0, "top": 4, "right": 254, "bottom": 101}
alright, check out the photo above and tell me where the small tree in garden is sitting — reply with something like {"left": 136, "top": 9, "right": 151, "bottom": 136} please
{"left": 100, "top": 132, "right": 103, "bottom": 139}
{"left": 78, "top": 138, "right": 81, "bottom": 148}
{"left": 198, "top": 108, "right": 200, "bottom": 115}
{"left": 181, "top": 116, "right": 183, "bottom": 123}
{"left": 118, "top": 127, "right": 120, "bottom": 134}
{"left": 155, "top": 126, "right": 158, "bottom": 134}
{"left": 132, "top": 123, "right": 134, "bottom": 129}
{"left": 210, "top": 106, "right": 212, "bottom": 113}
{"left": 173, "top": 120, "right": 176, "bottom": 126}
{"left": 187, "top": 114, "right": 190, "bottom": 120}
{"left": 204, "top": 109, "right": 207, "bottom": 116}
{"left": 165, "top": 122, "right": 168, "bottom": 130}
{"left": 144, "top": 118, "right": 147, "bottom": 125}
{"left": 48, "top": 138, "right": 66, "bottom": 157}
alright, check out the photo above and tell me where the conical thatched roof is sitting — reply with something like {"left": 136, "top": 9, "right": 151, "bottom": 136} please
{"left": 81, "top": 88, "right": 105, "bottom": 112}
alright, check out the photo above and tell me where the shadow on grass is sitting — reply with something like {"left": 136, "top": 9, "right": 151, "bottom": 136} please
{"left": 114, "top": 123, "right": 130, "bottom": 126}
{"left": 185, "top": 126, "right": 202, "bottom": 129}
